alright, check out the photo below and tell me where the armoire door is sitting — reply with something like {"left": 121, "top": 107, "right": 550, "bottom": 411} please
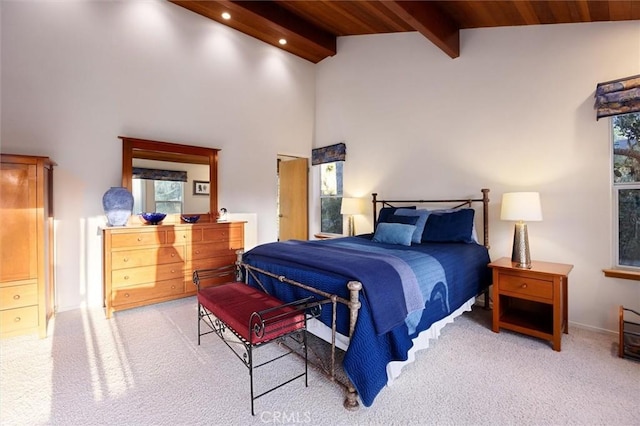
{"left": 0, "top": 162, "right": 37, "bottom": 282}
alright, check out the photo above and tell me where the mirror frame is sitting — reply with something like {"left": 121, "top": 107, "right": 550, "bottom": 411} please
{"left": 120, "top": 136, "right": 219, "bottom": 221}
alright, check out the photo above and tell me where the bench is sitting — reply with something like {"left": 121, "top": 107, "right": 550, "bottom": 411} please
{"left": 193, "top": 266, "right": 320, "bottom": 415}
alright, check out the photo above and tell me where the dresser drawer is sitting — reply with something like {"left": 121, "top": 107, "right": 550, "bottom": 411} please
{"left": 169, "top": 229, "right": 202, "bottom": 244}
{"left": 111, "top": 278, "right": 184, "bottom": 307}
{"left": 0, "top": 305, "right": 38, "bottom": 333}
{"left": 111, "top": 246, "right": 185, "bottom": 269}
{"left": 189, "top": 254, "right": 238, "bottom": 273}
{"left": 110, "top": 231, "right": 166, "bottom": 248}
{"left": 203, "top": 225, "right": 243, "bottom": 243}
{"left": 186, "top": 255, "right": 239, "bottom": 293}
{"left": 499, "top": 273, "right": 553, "bottom": 300}
{"left": 188, "top": 241, "right": 243, "bottom": 260}
{"left": 0, "top": 284, "right": 38, "bottom": 310}
{"left": 112, "top": 263, "right": 185, "bottom": 289}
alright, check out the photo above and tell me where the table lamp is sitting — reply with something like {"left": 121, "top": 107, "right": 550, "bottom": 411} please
{"left": 500, "top": 192, "right": 543, "bottom": 269}
{"left": 340, "top": 197, "right": 362, "bottom": 236}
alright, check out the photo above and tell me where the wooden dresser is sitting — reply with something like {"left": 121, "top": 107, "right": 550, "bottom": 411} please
{"left": 0, "top": 154, "right": 55, "bottom": 338}
{"left": 102, "top": 221, "right": 244, "bottom": 318}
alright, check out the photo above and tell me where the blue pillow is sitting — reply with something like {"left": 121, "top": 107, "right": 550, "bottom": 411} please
{"left": 384, "top": 215, "right": 419, "bottom": 225}
{"left": 372, "top": 223, "right": 416, "bottom": 246}
{"left": 422, "top": 209, "right": 475, "bottom": 243}
{"left": 377, "top": 206, "right": 416, "bottom": 224}
{"left": 394, "top": 208, "right": 429, "bottom": 244}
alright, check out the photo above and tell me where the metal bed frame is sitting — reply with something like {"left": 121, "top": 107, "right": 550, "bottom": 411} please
{"left": 240, "top": 188, "right": 491, "bottom": 410}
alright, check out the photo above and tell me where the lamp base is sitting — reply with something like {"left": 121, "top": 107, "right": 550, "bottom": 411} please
{"left": 511, "top": 222, "right": 532, "bottom": 269}
{"left": 347, "top": 215, "right": 355, "bottom": 236}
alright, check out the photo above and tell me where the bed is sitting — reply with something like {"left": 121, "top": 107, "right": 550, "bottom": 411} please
{"left": 240, "top": 189, "right": 492, "bottom": 409}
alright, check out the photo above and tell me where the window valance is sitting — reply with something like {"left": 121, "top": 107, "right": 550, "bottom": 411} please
{"left": 595, "top": 74, "right": 640, "bottom": 120}
{"left": 312, "top": 143, "right": 346, "bottom": 165}
{"left": 132, "top": 167, "right": 187, "bottom": 182}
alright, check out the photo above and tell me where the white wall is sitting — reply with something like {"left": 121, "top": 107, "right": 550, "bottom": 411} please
{"left": 1, "top": 1, "right": 315, "bottom": 311}
{"left": 313, "top": 22, "right": 640, "bottom": 332}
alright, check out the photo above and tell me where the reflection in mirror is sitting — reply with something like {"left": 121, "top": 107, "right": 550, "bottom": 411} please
{"left": 120, "top": 136, "right": 219, "bottom": 222}
{"left": 131, "top": 158, "right": 209, "bottom": 214}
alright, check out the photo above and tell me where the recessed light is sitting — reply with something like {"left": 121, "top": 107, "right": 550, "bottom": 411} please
{"left": 221, "top": 12, "right": 231, "bottom": 20}
{"left": 278, "top": 38, "right": 287, "bottom": 45}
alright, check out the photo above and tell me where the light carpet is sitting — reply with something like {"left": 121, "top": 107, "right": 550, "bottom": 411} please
{"left": 1, "top": 297, "right": 638, "bottom": 425}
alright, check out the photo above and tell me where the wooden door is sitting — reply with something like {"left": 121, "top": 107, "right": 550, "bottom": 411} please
{"left": 278, "top": 157, "right": 308, "bottom": 241}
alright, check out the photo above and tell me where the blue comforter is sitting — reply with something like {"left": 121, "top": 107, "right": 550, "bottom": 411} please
{"left": 242, "top": 236, "right": 491, "bottom": 407}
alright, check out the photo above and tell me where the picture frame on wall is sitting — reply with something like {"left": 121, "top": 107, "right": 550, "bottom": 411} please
{"left": 193, "top": 180, "right": 210, "bottom": 196}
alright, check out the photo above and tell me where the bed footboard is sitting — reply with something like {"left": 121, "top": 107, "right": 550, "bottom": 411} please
{"left": 239, "top": 257, "right": 363, "bottom": 410}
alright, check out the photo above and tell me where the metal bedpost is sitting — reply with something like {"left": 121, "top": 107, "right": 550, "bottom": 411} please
{"left": 481, "top": 188, "right": 490, "bottom": 249}
{"left": 344, "top": 280, "right": 362, "bottom": 410}
{"left": 481, "top": 188, "right": 491, "bottom": 310}
{"left": 235, "top": 249, "right": 244, "bottom": 282}
{"left": 372, "top": 193, "right": 378, "bottom": 225}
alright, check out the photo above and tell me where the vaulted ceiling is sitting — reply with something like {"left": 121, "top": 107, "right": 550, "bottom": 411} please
{"left": 171, "top": 1, "right": 640, "bottom": 63}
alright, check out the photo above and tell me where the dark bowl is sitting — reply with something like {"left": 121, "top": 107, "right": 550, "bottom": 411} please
{"left": 140, "top": 212, "right": 167, "bottom": 225}
{"left": 181, "top": 215, "right": 200, "bottom": 224}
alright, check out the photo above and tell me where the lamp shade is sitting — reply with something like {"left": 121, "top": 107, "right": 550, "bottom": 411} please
{"left": 500, "top": 192, "right": 543, "bottom": 222}
{"left": 340, "top": 197, "right": 362, "bottom": 215}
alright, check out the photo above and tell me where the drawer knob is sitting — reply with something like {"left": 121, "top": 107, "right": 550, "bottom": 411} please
{"left": 171, "top": 285, "right": 176, "bottom": 289}
{"left": 521, "top": 283, "right": 527, "bottom": 289}
{"left": 195, "top": 250, "right": 200, "bottom": 254}
{"left": 137, "top": 237, "right": 142, "bottom": 241}
{"left": 171, "top": 253, "right": 175, "bottom": 257}
{"left": 124, "top": 293, "right": 130, "bottom": 298}
{"left": 14, "top": 317, "right": 21, "bottom": 322}
{"left": 123, "top": 257, "right": 129, "bottom": 262}
{"left": 124, "top": 275, "right": 130, "bottom": 280}
{"left": 13, "top": 294, "right": 20, "bottom": 300}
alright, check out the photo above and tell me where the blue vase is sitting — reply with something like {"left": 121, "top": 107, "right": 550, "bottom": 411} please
{"left": 102, "top": 187, "right": 134, "bottom": 226}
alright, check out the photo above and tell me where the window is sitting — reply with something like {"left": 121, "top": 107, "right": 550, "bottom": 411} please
{"left": 320, "top": 161, "right": 343, "bottom": 233}
{"left": 613, "top": 112, "right": 640, "bottom": 268}
{"left": 132, "top": 179, "right": 184, "bottom": 214}
{"left": 154, "top": 180, "right": 183, "bottom": 214}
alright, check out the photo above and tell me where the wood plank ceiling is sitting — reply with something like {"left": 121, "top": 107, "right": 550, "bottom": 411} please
{"left": 171, "top": 1, "right": 640, "bottom": 63}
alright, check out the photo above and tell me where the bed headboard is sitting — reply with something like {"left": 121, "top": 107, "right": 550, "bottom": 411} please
{"left": 371, "top": 188, "right": 490, "bottom": 248}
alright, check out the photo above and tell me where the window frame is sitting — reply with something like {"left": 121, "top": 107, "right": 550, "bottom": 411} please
{"left": 153, "top": 180, "right": 184, "bottom": 214}
{"left": 611, "top": 112, "right": 640, "bottom": 272}
{"left": 319, "top": 161, "right": 344, "bottom": 234}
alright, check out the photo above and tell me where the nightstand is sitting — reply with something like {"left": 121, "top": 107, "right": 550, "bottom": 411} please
{"left": 488, "top": 257, "right": 573, "bottom": 351}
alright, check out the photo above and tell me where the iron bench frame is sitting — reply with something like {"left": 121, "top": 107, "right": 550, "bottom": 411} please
{"left": 193, "top": 265, "right": 323, "bottom": 415}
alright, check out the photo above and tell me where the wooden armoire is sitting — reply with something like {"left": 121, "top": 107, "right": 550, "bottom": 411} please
{"left": 0, "top": 154, "right": 55, "bottom": 338}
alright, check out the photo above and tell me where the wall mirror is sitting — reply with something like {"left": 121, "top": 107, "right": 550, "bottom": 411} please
{"left": 120, "top": 136, "right": 219, "bottom": 222}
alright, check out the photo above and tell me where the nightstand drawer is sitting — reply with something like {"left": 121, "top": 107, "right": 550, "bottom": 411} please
{"left": 499, "top": 273, "right": 553, "bottom": 300}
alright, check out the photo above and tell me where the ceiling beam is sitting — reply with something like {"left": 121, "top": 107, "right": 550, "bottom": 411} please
{"left": 171, "top": 1, "right": 336, "bottom": 63}
{"left": 381, "top": 1, "right": 460, "bottom": 59}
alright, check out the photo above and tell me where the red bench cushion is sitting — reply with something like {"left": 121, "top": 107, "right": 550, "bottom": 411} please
{"left": 198, "top": 282, "right": 304, "bottom": 344}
